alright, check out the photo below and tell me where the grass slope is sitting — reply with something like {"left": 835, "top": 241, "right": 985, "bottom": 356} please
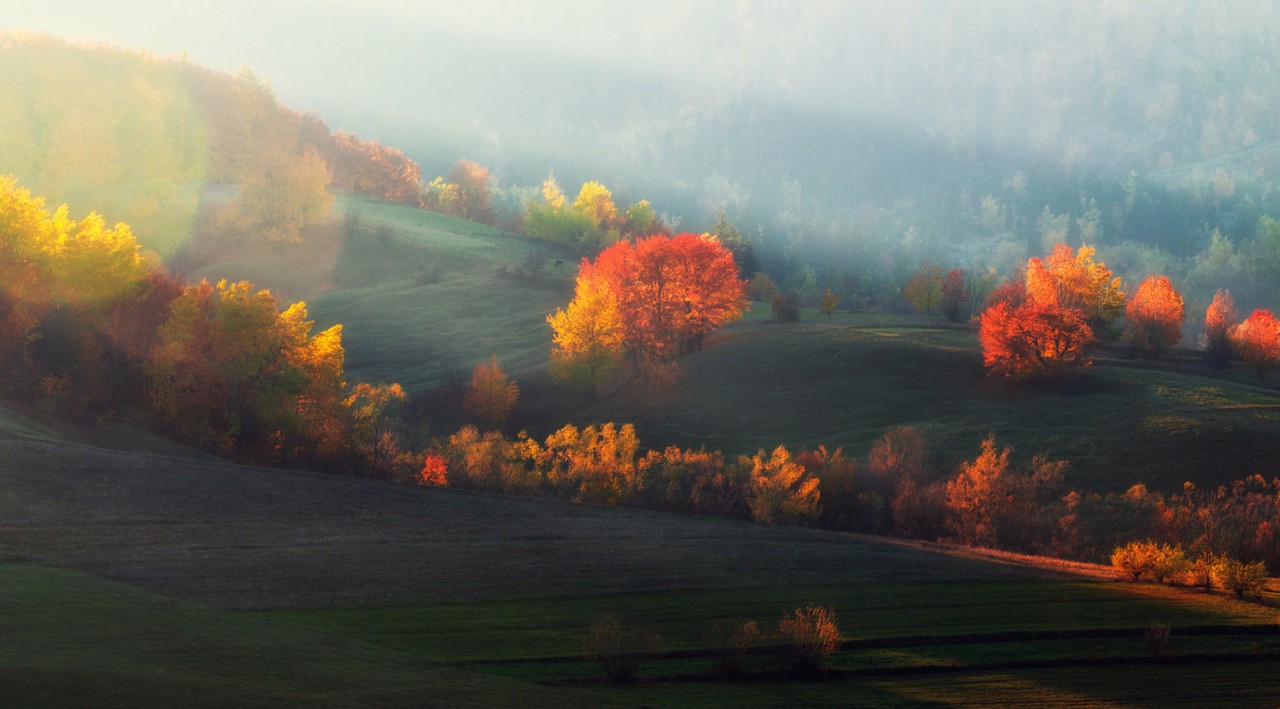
{"left": 518, "top": 316, "right": 1280, "bottom": 495}
{"left": 183, "top": 196, "right": 576, "bottom": 391}
{"left": 185, "top": 197, "right": 1280, "bottom": 494}
{"left": 3, "top": 424, "right": 1278, "bottom": 706}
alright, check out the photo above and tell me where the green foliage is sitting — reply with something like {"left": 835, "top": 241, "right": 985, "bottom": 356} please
{"left": 522, "top": 202, "right": 603, "bottom": 253}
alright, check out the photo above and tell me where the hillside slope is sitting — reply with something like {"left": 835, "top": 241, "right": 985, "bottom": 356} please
{"left": 0, "top": 433, "right": 1041, "bottom": 610}
{"left": 515, "top": 316, "right": 1280, "bottom": 495}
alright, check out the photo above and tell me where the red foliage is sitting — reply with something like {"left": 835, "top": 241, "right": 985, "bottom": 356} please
{"left": 1234, "top": 309, "right": 1280, "bottom": 380}
{"left": 327, "top": 130, "right": 423, "bottom": 205}
{"left": 591, "top": 233, "right": 746, "bottom": 365}
{"left": 940, "top": 268, "right": 969, "bottom": 322}
{"left": 1203, "top": 289, "right": 1238, "bottom": 368}
{"left": 418, "top": 451, "right": 449, "bottom": 487}
{"left": 979, "top": 299, "right": 1093, "bottom": 379}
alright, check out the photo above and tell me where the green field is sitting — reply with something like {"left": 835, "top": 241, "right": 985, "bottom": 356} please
{"left": 3, "top": 407, "right": 1280, "bottom": 706}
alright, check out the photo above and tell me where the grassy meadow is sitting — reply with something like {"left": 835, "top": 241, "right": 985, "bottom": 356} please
{"left": 3, "top": 407, "right": 1280, "bottom": 706}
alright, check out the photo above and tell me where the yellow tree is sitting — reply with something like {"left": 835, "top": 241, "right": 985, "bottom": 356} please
{"left": 1040, "top": 243, "right": 1125, "bottom": 336}
{"left": 542, "top": 172, "right": 566, "bottom": 209}
{"left": 745, "top": 446, "right": 821, "bottom": 526}
{"left": 574, "top": 181, "right": 619, "bottom": 228}
{"left": 344, "top": 381, "right": 407, "bottom": 475}
{"left": 547, "top": 265, "right": 624, "bottom": 396}
{"left": 464, "top": 355, "right": 519, "bottom": 428}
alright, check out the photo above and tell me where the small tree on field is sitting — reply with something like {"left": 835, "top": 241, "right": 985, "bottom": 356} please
{"left": 463, "top": 355, "right": 519, "bottom": 428}
{"left": 706, "top": 620, "right": 762, "bottom": 678}
{"left": 583, "top": 614, "right": 659, "bottom": 684}
{"left": 1211, "top": 557, "right": 1268, "bottom": 599}
{"left": 940, "top": 268, "right": 970, "bottom": 322}
{"left": 1110, "top": 540, "right": 1187, "bottom": 583}
{"left": 772, "top": 292, "right": 800, "bottom": 322}
{"left": 1202, "top": 289, "right": 1238, "bottom": 369}
{"left": 1233, "top": 309, "right": 1280, "bottom": 381}
{"left": 1125, "top": 275, "right": 1184, "bottom": 359}
{"left": 819, "top": 288, "right": 841, "bottom": 320}
{"left": 904, "top": 260, "right": 944, "bottom": 314}
{"left": 778, "top": 605, "right": 841, "bottom": 674}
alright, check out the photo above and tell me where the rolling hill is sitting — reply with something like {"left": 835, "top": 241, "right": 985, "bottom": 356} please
{"left": 3, "top": 404, "right": 1279, "bottom": 706}
{"left": 182, "top": 195, "right": 1280, "bottom": 497}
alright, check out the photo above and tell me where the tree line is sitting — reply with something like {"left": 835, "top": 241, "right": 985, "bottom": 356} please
{"left": 0, "top": 176, "right": 417, "bottom": 474}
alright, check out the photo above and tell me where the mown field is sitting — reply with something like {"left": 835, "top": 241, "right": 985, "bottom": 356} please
{"left": 3, "top": 405, "right": 1280, "bottom": 707}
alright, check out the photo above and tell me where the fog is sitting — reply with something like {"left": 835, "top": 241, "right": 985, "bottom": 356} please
{"left": 8, "top": 0, "right": 1280, "bottom": 308}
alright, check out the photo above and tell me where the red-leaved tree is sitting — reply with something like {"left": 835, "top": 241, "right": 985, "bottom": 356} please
{"left": 1202, "top": 289, "right": 1238, "bottom": 368}
{"left": 1234, "top": 309, "right": 1280, "bottom": 381}
{"left": 589, "top": 233, "right": 746, "bottom": 369}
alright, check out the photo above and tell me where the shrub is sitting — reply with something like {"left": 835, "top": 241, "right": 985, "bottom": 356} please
{"left": 1110, "top": 540, "right": 1187, "bottom": 583}
{"left": 583, "top": 614, "right": 659, "bottom": 684}
{"left": 1144, "top": 622, "right": 1172, "bottom": 658}
{"left": 706, "top": 620, "right": 762, "bottom": 678}
{"left": 771, "top": 292, "right": 800, "bottom": 322}
{"left": 1212, "top": 557, "right": 1269, "bottom": 599}
{"left": 777, "top": 605, "right": 841, "bottom": 674}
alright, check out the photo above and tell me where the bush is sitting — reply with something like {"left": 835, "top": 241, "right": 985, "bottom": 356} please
{"left": 1212, "top": 557, "right": 1269, "bottom": 599}
{"left": 777, "top": 605, "right": 841, "bottom": 674}
{"left": 1110, "top": 540, "right": 1186, "bottom": 583}
{"left": 583, "top": 614, "right": 659, "bottom": 684}
{"left": 771, "top": 292, "right": 800, "bottom": 322}
{"left": 706, "top": 620, "right": 762, "bottom": 678}
{"left": 1144, "top": 622, "right": 1172, "bottom": 658}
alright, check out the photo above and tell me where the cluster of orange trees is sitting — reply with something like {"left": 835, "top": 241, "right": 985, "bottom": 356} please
{"left": 417, "top": 418, "right": 1280, "bottom": 576}
{"left": 548, "top": 233, "right": 747, "bottom": 393}
{"left": 0, "top": 177, "right": 417, "bottom": 473}
{"left": 977, "top": 243, "right": 1280, "bottom": 380}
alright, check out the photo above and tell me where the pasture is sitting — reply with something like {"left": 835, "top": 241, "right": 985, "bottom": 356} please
{"left": 3, "top": 411, "right": 1279, "bottom": 706}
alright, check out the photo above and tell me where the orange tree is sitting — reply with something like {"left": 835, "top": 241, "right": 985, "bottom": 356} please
{"left": 1234, "top": 309, "right": 1280, "bottom": 380}
{"left": 979, "top": 245, "right": 1121, "bottom": 380}
{"left": 577, "top": 233, "right": 746, "bottom": 372}
{"left": 1202, "top": 289, "right": 1239, "bottom": 368}
{"left": 1125, "top": 275, "right": 1184, "bottom": 359}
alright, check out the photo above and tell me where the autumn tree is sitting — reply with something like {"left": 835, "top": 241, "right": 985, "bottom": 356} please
{"left": 979, "top": 298, "right": 1093, "bottom": 379}
{"left": 819, "top": 288, "right": 841, "bottom": 320}
{"left": 1035, "top": 244, "right": 1125, "bottom": 338}
{"left": 574, "top": 181, "right": 620, "bottom": 229}
{"left": 945, "top": 435, "right": 1067, "bottom": 552}
{"left": 1233, "top": 309, "right": 1280, "bottom": 381}
{"left": 1125, "top": 275, "right": 1184, "bottom": 359}
{"left": 978, "top": 245, "right": 1121, "bottom": 380}
{"left": 327, "top": 130, "right": 423, "bottom": 205}
{"left": 588, "top": 233, "right": 746, "bottom": 368}
{"left": 746, "top": 446, "right": 821, "bottom": 526}
{"left": 903, "top": 260, "right": 944, "bottom": 314}
{"left": 223, "top": 146, "right": 334, "bottom": 243}
{"left": 344, "top": 381, "right": 407, "bottom": 476}
{"left": 547, "top": 264, "right": 624, "bottom": 395}
{"left": 940, "top": 268, "right": 970, "bottom": 322}
{"left": 427, "top": 159, "right": 494, "bottom": 224}
{"left": 464, "top": 355, "right": 519, "bottom": 427}
{"left": 1202, "top": 289, "right": 1238, "bottom": 368}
